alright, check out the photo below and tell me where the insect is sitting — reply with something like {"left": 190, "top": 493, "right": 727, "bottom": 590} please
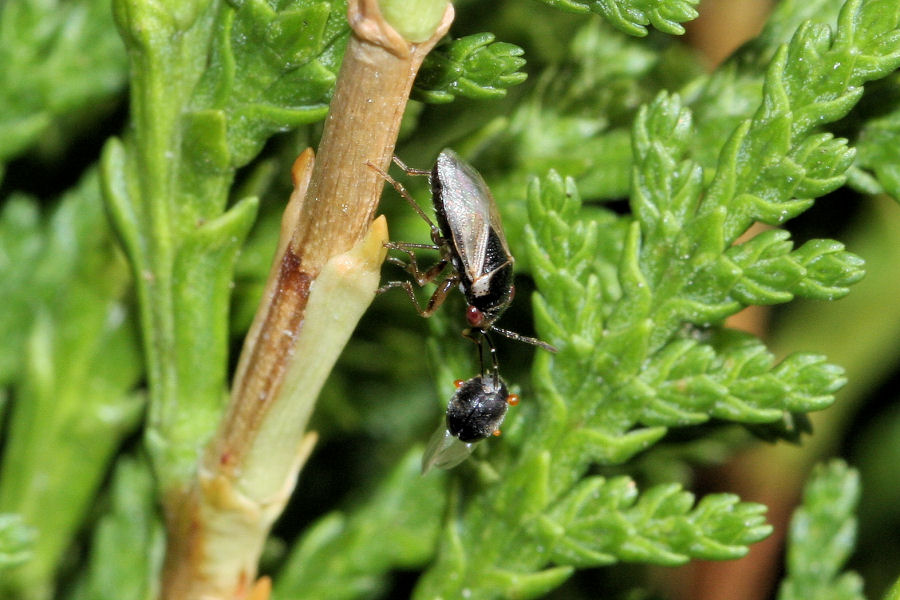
{"left": 371, "top": 149, "right": 556, "bottom": 353}
{"left": 446, "top": 373, "right": 517, "bottom": 442}
{"left": 421, "top": 337, "right": 520, "bottom": 473}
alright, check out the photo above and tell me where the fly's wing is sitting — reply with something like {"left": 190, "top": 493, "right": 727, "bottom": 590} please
{"left": 421, "top": 425, "right": 476, "bottom": 473}
{"left": 436, "top": 150, "right": 508, "bottom": 280}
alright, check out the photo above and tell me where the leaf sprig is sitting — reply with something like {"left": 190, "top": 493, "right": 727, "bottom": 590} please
{"left": 102, "top": 0, "right": 356, "bottom": 494}
{"left": 190, "top": 0, "right": 347, "bottom": 171}
{"left": 0, "top": 0, "right": 126, "bottom": 163}
{"left": 0, "top": 514, "right": 34, "bottom": 571}
{"left": 5, "top": 0, "right": 900, "bottom": 596}
{"left": 778, "top": 460, "right": 865, "bottom": 600}
{"left": 413, "top": 1, "right": 900, "bottom": 597}
{"left": 533, "top": 0, "right": 700, "bottom": 36}
{"left": 275, "top": 450, "right": 446, "bottom": 599}
{"left": 414, "top": 34, "right": 527, "bottom": 103}
{"left": 538, "top": 477, "right": 770, "bottom": 567}
{"left": 0, "top": 172, "right": 143, "bottom": 595}
{"left": 852, "top": 75, "right": 900, "bottom": 200}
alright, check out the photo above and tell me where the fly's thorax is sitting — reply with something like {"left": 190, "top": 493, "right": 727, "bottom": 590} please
{"left": 446, "top": 375, "right": 510, "bottom": 442}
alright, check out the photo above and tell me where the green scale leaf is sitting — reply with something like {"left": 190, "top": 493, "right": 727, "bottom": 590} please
{"left": 68, "top": 458, "right": 164, "bottom": 600}
{"left": 778, "top": 460, "right": 865, "bottom": 600}
{"left": 702, "top": 0, "right": 900, "bottom": 243}
{"left": 0, "top": 199, "right": 44, "bottom": 385}
{"left": 532, "top": 0, "right": 700, "bottom": 36}
{"left": 413, "top": 3, "right": 900, "bottom": 597}
{"left": 853, "top": 77, "right": 900, "bottom": 200}
{"left": 628, "top": 93, "right": 866, "bottom": 350}
{"left": 0, "top": 0, "right": 127, "bottom": 163}
{"left": 190, "top": 0, "right": 345, "bottom": 171}
{"left": 537, "top": 477, "right": 770, "bottom": 568}
{"left": 102, "top": 0, "right": 368, "bottom": 493}
{"left": 0, "top": 171, "right": 143, "bottom": 598}
{"left": 0, "top": 514, "right": 35, "bottom": 572}
{"left": 414, "top": 33, "right": 528, "bottom": 103}
{"left": 275, "top": 450, "right": 447, "bottom": 600}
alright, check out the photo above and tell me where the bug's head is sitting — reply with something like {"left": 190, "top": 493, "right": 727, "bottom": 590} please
{"left": 466, "top": 285, "right": 515, "bottom": 329}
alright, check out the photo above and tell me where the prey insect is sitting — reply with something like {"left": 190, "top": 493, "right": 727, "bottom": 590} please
{"left": 370, "top": 149, "right": 556, "bottom": 353}
{"left": 422, "top": 335, "right": 520, "bottom": 473}
{"left": 446, "top": 335, "right": 519, "bottom": 443}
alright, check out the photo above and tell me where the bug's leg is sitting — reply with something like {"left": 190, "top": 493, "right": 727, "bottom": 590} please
{"left": 385, "top": 242, "right": 441, "bottom": 251}
{"left": 462, "top": 327, "right": 482, "bottom": 346}
{"left": 379, "top": 273, "right": 458, "bottom": 318}
{"left": 464, "top": 329, "right": 500, "bottom": 385}
{"left": 483, "top": 333, "right": 500, "bottom": 387}
{"left": 377, "top": 279, "right": 426, "bottom": 309}
{"left": 367, "top": 161, "right": 441, "bottom": 240}
{"left": 383, "top": 241, "right": 447, "bottom": 286}
{"left": 462, "top": 328, "right": 486, "bottom": 371}
{"left": 422, "top": 274, "right": 458, "bottom": 316}
{"left": 392, "top": 155, "right": 431, "bottom": 177}
{"left": 413, "top": 259, "right": 449, "bottom": 286}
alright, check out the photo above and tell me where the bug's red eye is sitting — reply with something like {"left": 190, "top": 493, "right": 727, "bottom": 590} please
{"left": 454, "top": 379, "right": 464, "bottom": 388}
{"left": 507, "top": 394, "right": 520, "bottom": 406}
{"left": 466, "top": 305, "right": 484, "bottom": 326}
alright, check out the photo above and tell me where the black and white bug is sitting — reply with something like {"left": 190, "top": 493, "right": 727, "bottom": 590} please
{"left": 371, "top": 149, "right": 556, "bottom": 353}
{"left": 421, "top": 338, "right": 520, "bottom": 473}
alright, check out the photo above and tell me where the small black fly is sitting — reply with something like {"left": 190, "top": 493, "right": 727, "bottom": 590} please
{"left": 370, "top": 149, "right": 557, "bottom": 353}
{"left": 446, "top": 374, "right": 515, "bottom": 442}
{"left": 421, "top": 337, "right": 519, "bottom": 473}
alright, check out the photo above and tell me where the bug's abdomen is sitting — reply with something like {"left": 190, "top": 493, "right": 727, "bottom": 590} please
{"left": 467, "top": 230, "right": 514, "bottom": 314}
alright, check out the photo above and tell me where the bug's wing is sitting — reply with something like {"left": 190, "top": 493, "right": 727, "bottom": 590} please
{"left": 436, "top": 150, "right": 506, "bottom": 280}
{"left": 486, "top": 186, "right": 512, "bottom": 257}
{"left": 446, "top": 199, "right": 490, "bottom": 280}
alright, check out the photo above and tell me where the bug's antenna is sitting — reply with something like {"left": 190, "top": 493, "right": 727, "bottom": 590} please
{"left": 490, "top": 326, "right": 558, "bottom": 354}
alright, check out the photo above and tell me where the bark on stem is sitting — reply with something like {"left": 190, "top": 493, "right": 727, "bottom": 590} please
{"left": 219, "top": 1, "right": 452, "bottom": 464}
{"left": 159, "top": 2, "right": 454, "bottom": 598}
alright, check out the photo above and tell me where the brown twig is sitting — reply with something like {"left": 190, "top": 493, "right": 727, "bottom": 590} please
{"left": 159, "top": 2, "right": 454, "bottom": 598}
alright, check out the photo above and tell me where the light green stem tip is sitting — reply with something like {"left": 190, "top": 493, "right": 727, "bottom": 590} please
{"left": 379, "top": 0, "right": 449, "bottom": 43}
